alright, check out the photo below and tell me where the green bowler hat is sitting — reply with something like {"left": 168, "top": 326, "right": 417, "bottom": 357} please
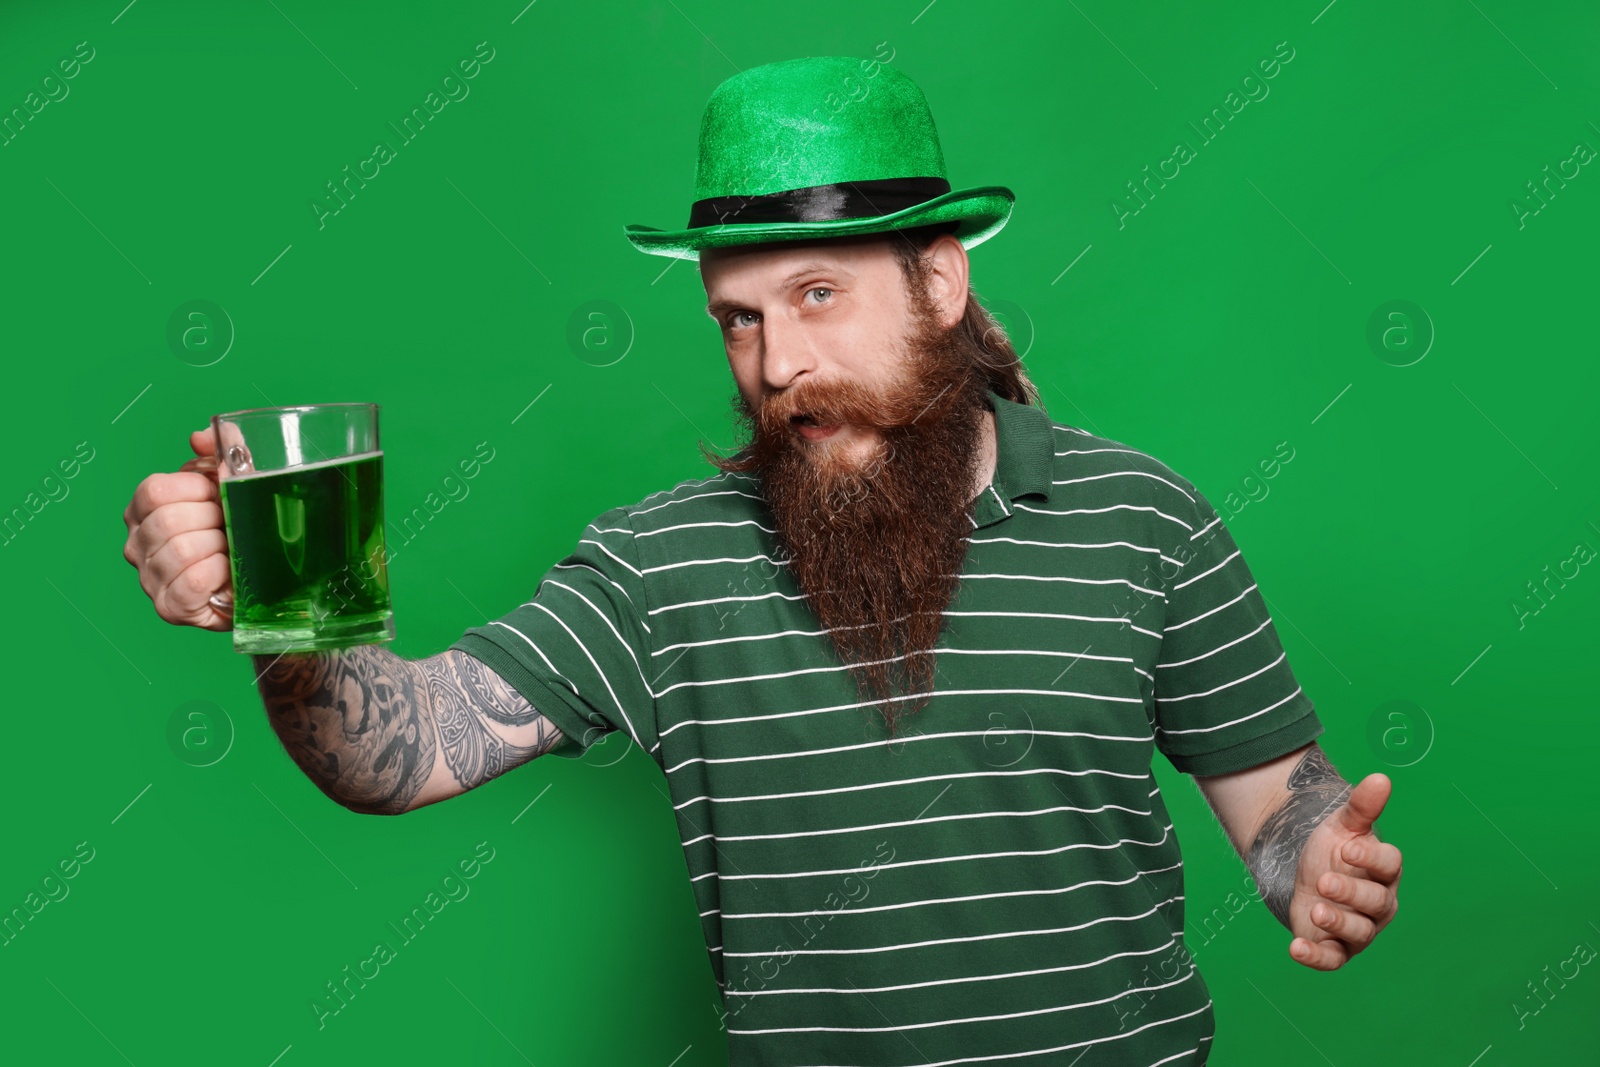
{"left": 623, "top": 55, "right": 1015, "bottom": 261}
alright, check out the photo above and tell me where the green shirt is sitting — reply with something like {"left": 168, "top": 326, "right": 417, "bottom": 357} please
{"left": 453, "top": 390, "right": 1323, "bottom": 1066}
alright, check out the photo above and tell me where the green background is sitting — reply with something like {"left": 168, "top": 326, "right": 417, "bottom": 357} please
{"left": 3, "top": 0, "right": 1596, "bottom": 1063}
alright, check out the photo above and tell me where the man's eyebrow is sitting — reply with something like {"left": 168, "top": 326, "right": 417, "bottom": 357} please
{"left": 705, "top": 261, "right": 848, "bottom": 316}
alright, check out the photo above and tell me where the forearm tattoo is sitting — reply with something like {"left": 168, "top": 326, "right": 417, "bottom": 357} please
{"left": 1245, "top": 745, "right": 1353, "bottom": 928}
{"left": 252, "top": 646, "right": 564, "bottom": 815}
{"left": 422, "top": 650, "right": 565, "bottom": 793}
{"left": 253, "top": 645, "right": 435, "bottom": 815}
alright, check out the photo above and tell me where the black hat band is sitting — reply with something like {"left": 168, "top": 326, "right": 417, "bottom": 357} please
{"left": 687, "top": 176, "right": 953, "bottom": 229}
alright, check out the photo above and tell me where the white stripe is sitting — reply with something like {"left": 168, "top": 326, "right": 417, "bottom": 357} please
{"left": 634, "top": 471, "right": 749, "bottom": 507}
{"left": 544, "top": 579, "right": 658, "bottom": 703}
{"left": 654, "top": 571, "right": 1167, "bottom": 622}
{"left": 1158, "top": 686, "right": 1303, "bottom": 736}
{"left": 527, "top": 601, "right": 643, "bottom": 747}
{"left": 1164, "top": 582, "right": 1257, "bottom": 632}
{"left": 1054, "top": 446, "right": 1151, "bottom": 458}
{"left": 789, "top": 1001, "right": 1211, "bottom": 1067}
{"left": 716, "top": 860, "right": 1180, "bottom": 919}
{"left": 650, "top": 606, "right": 951, "bottom": 656}
{"left": 1052, "top": 470, "right": 1196, "bottom": 502}
{"left": 720, "top": 883, "right": 1172, "bottom": 947}
{"left": 659, "top": 684, "right": 1143, "bottom": 741}
{"left": 655, "top": 650, "right": 910, "bottom": 697}
{"left": 958, "top": 572, "right": 1167, "bottom": 601}
{"left": 650, "top": 624, "right": 830, "bottom": 656}
{"left": 641, "top": 552, "right": 787, "bottom": 576}
{"left": 549, "top": 561, "right": 652, "bottom": 633}
{"left": 635, "top": 517, "right": 777, "bottom": 539}
{"left": 1012, "top": 501, "right": 1194, "bottom": 534}
{"left": 1157, "top": 650, "right": 1284, "bottom": 704}
{"left": 941, "top": 608, "right": 1161, "bottom": 640}
{"left": 681, "top": 809, "right": 1158, "bottom": 851}
{"left": 729, "top": 968, "right": 1197, "bottom": 1035}
{"left": 649, "top": 585, "right": 1164, "bottom": 643}
{"left": 969, "top": 535, "right": 1182, "bottom": 570}
{"left": 486, "top": 620, "right": 578, "bottom": 691}
{"left": 971, "top": 537, "right": 1166, "bottom": 555}
{"left": 673, "top": 765, "right": 1148, "bottom": 812}
{"left": 940, "top": 614, "right": 1171, "bottom": 639}
{"left": 1189, "top": 515, "right": 1222, "bottom": 541}
{"left": 729, "top": 936, "right": 1179, "bottom": 997}
{"left": 631, "top": 486, "right": 764, "bottom": 517}
{"left": 1146, "top": 1047, "right": 1204, "bottom": 1067}
{"left": 1156, "top": 616, "right": 1271, "bottom": 668}
{"left": 647, "top": 588, "right": 807, "bottom": 617}
{"left": 648, "top": 599, "right": 1152, "bottom": 639}
{"left": 656, "top": 641, "right": 1151, "bottom": 696}
{"left": 653, "top": 626, "right": 1132, "bottom": 665}
{"left": 1172, "top": 548, "right": 1240, "bottom": 591}
{"left": 664, "top": 725, "right": 1147, "bottom": 774}
{"left": 577, "top": 537, "right": 642, "bottom": 578}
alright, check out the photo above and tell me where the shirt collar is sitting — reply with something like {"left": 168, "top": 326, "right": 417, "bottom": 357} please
{"left": 972, "top": 389, "right": 1054, "bottom": 529}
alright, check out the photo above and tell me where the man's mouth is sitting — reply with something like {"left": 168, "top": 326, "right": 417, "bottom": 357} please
{"left": 790, "top": 413, "right": 841, "bottom": 441}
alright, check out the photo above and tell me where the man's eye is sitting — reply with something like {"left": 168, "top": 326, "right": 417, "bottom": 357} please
{"left": 725, "top": 289, "right": 830, "bottom": 332}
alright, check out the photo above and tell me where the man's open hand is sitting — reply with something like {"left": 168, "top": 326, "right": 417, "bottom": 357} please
{"left": 1284, "top": 772, "right": 1402, "bottom": 970}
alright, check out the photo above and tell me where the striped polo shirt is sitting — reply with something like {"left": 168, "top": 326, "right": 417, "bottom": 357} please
{"left": 452, "top": 389, "right": 1324, "bottom": 1067}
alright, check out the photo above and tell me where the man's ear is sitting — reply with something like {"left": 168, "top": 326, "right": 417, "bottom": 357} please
{"left": 922, "top": 234, "right": 970, "bottom": 329}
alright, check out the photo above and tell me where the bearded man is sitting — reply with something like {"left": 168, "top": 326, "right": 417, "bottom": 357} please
{"left": 124, "top": 55, "right": 1402, "bottom": 1067}
{"left": 701, "top": 223, "right": 1010, "bottom": 739}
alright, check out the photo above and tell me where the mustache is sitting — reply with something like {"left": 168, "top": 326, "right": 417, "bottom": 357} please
{"left": 756, "top": 379, "right": 880, "bottom": 430}
{"left": 748, "top": 369, "right": 974, "bottom": 437}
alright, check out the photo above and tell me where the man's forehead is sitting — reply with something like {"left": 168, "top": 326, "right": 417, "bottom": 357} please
{"left": 700, "top": 236, "right": 888, "bottom": 296}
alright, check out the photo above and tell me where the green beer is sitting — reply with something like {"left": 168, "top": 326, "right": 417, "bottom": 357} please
{"left": 219, "top": 451, "right": 393, "bottom": 652}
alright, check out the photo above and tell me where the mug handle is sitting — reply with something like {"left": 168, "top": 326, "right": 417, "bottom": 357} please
{"left": 183, "top": 452, "right": 232, "bottom": 617}
{"left": 185, "top": 443, "right": 253, "bottom": 476}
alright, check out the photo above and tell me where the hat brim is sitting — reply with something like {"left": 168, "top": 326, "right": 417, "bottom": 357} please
{"left": 622, "top": 186, "right": 1014, "bottom": 261}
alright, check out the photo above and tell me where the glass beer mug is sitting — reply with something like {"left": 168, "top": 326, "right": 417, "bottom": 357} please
{"left": 197, "top": 403, "right": 394, "bottom": 654}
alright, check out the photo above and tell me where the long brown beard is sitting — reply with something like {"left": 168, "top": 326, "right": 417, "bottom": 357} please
{"left": 706, "top": 280, "right": 992, "bottom": 739}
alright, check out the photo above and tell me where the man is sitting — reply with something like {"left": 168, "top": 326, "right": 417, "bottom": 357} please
{"left": 123, "top": 56, "right": 1401, "bottom": 1065}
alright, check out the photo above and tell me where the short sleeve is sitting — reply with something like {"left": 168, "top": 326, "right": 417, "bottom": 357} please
{"left": 450, "top": 505, "right": 659, "bottom": 764}
{"left": 1152, "top": 488, "right": 1323, "bottom": 776}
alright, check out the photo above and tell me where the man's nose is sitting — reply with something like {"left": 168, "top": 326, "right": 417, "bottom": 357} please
{"left": 759, "top": 312, "right": 821, "bottom": 393}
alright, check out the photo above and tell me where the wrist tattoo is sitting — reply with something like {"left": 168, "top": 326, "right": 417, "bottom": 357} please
{"left": 1246, "top": 745, "right": 1352, "bottom": 928}
{"left": 254, "top": 646, "right": 435, "bottom": 816}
